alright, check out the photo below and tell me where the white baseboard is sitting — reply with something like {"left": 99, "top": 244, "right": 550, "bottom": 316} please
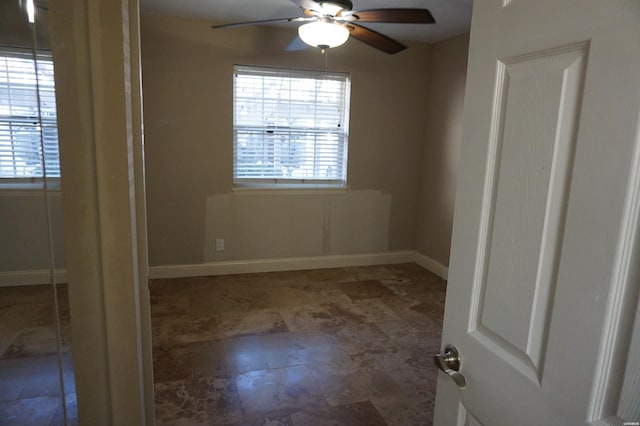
{"left": 0, "top": 251, "right": 449, "bottom": 287}
{"left": 0, "top": 269, "right": 67, "bottom": 287}
{"left": 149, "top": 251, "right": 417, "bottom": 279}
{"left": 412, "top": 252, "right": 449, "bottom": 280}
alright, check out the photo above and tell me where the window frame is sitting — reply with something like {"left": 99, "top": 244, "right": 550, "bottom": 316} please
{"left": 0, "top": 47, "right": 60, "bottom": 188}
{"left": 232, "top": 64, "right": 351, "bottom": 189}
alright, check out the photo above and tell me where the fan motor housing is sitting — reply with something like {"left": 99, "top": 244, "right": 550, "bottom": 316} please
{"left": 319, "top": 0, "right": 353, "bottom": 12}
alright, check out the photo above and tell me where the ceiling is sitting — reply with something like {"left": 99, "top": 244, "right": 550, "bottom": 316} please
{"left": 139, "top": 0, "right": 473, "bottom": 44}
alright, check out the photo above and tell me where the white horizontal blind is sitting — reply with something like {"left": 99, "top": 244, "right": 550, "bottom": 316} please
{"left": 233, "top": 65, "right": 350, "bottom": 186}
{"left": 0, "top": 50, "right": 59, "bottom": 179}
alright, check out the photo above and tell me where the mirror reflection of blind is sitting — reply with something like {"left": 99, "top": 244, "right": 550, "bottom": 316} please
{"left": 233, "top": 65, "right": 350, "bottom": 186}
{"left": 0, "top": 50, "right": 59, "bottom": 178}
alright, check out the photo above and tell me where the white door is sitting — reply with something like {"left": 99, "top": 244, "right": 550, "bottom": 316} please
{"left": 434, "top": 0, "right": 640, "bottom": 424}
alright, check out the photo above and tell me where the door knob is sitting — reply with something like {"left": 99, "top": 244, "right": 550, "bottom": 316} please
{"left": 434, "top": 345, "right": 467, "bottom": 388}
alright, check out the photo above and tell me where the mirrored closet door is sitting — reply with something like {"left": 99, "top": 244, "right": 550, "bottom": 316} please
{"left": 0, "top": 0, "right": 76, "bottom": 424}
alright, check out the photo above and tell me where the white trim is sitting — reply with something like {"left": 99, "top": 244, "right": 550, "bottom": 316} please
{"left": 0, "top": 269, "right": 67, "bottom": 287}
{"left": 413, "top": 251, "right": 449, "bottom": 280}
{"left": 149, "top": 251, "right": 415, "bottom": 279}
{"left": 0, "top": 182, "right": 62, "bottom": 196}
{"left": 0, "top": 251, "right": 450, "bottom": 286}
{"left": 232, "top": 186, "right": 348, "bottom": 195}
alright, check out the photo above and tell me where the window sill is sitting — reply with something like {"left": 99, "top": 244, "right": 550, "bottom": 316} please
{"left": 232, "top": 184, "right": 348, "bottom": 196}
{"left": 0, "top": 180, "right": 61, "bottom": 196}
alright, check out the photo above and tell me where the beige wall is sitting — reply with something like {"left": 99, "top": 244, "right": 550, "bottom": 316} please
{"left": 141, "top": 14, "right": 433, "bottom": 266}
{"left": 415, "top": 34, "right": 470, "bottom": 266}
{"left": 0, "top": 192, "right": 65, "bottom": 271}
{"left": 0, "top": 0, "right": 51, "bottom": 49}
{"left": 0, "top": 8, "right": 468, "bottom": 275}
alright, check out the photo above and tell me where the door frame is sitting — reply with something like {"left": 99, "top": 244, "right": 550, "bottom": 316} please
{"left": 50, "top": 0, "right": 154, "bottom": 424}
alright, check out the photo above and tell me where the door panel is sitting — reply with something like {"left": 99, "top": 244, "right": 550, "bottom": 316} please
{"left": 473, "top": 43, "right": 587, "bottom": 381}
{"left": 458, "top": 403, "right": 483, "bottom": 426}
{"left": 617, "top": 300, "right": 640, "bottom": 420}
{"left": 435, "top": 0, "right": 640, "bottom": 424}
{"left": 589, "top": 127, "right": 640, "bottom": 423}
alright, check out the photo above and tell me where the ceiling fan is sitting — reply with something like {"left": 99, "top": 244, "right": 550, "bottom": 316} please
{"left": 211, "top": 0, "right": 436, "bottom": 54}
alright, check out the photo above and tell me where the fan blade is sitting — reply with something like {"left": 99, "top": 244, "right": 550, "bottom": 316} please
{"left": 345, "top": 23, "right": 406, "bottom": 54}
{"left": 212, "top": 17, "right": 306, "bottom": 29}
{"left": 343, "top": 8, "right": 435, "bottom": 24}
{"left": 286, "top": 36, "right": 309, "bottom": 51}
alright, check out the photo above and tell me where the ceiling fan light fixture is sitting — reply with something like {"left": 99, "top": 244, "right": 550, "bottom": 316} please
{"left": 298, "top": 20, "right": 349, "bottom": 49}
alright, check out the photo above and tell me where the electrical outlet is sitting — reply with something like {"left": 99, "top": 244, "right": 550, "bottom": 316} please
{"left": 215, "top": 239, "right": 225, "bottom": 251}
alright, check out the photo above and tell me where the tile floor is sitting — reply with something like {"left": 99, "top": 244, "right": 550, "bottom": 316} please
{"left": 0, "top": 263, "right": 446, "bottom": 425}
{"left": 151, "top": 263, "right": 446, "bottom": 425}
{"left": 0, "top": 284, "right": 77, "bottom": 426}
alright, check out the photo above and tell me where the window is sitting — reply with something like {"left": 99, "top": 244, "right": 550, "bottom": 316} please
{"left": 0, "top": 50, "right": 59, "bottom": 180}
{"left": 233, "top": 65, "right": 350, "bottom": 188}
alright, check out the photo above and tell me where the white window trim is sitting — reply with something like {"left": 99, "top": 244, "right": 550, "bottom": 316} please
{"left": 0, "top": 177, "right": 61, "bottom": 192}
{"left": 0, "top": 48, "right": 60, "bottom": 184}
{"left": 231, "top": 185, "right": 348, "bottom": 196}
{"left": 232, "top": 65, "right": 351, "bottom": 189}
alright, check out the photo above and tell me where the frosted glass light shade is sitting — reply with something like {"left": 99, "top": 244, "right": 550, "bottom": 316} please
{"left": 298, "top": 21, "right": 349, "bottom": 49}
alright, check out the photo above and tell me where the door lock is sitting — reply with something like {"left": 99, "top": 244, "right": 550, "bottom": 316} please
{"left": 434, "top": 345, "right": 467, "bottom": 388}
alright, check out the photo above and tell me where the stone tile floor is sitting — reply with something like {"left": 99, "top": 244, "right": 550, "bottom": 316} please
{"left": 151, "top": 263, "right": 446, "bottom": 425}
{"left": 0, "top": 284, "right": 77, "bottom": 425}
{"left": 0, "top": 263, "right": 445, "bottom": 425}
